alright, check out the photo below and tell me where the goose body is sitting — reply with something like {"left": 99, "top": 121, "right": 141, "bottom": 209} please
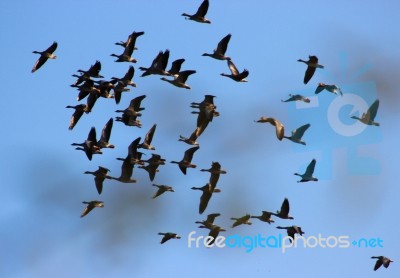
{"left": 152, "top": 184, "right": 174, "bottom": 199}
{"left": 202, "top": 34, "right": 231, "bottom": 60}
{"left": 81, "top": 201, "right": 104, "bottom": 218}
{"left": 171, "top": 146, "right": 200, "bottom": 174}
{"left": 71, "top": 127, "right": 102, "bottom": 160}
{"left": 281, "top": 94, "right": 310, "bottom": 103}
{"left": 351, "top": 99, "right": 380, "bottom": 126}
{"left": 271, "top": 198, "right": 294, "bottom": 220}
{"left": 231, "top": 214, "right": 252, "bottom": 228}
{"left": 66, "top": 104, "right": 87, "bottom": 130}
{"left": 158, "top": 232, "right": 181, "bottom": 244}
{"left": 251, "top": 211, "right": 275, "bottom": 224}
{"left": 221, "top": 60, "right": 249, "bottom": 82}
{"left": 294, "top": 159, "right": 318, "bottom": 182}
{"left": 182, "top": 0, "right": 211, "bottom": 24}
{"left": 276, "top": 225, "right": 305, "bottom": 243}
{"left": 315, "top": 83, "right": 343, "bottom": 96}
{"left": 84, "top": 166, "right": 111, "bottom": 194}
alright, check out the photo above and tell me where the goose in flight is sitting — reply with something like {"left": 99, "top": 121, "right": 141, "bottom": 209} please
{"left": 111, "top": 32, "right": 143, "bottom": 63}
{"left": 221, "top": 60, "right": 249, "bottom": 82}
{"left": 168, "top": 58, "right": 185, "bottom": 76}
{"left": 161, "top": 70, "right": 196, "bottom": 89}
{"left": 84, "top": 166, "right": 112, "bottom": 194}
{"left": 201, "top": 162, "right": 227, "bottom": 188}
{"left": 138, "top": 154, "right": 166, "bottom": 181}
{"left": 191, "top": 183, "right": 221, "bottom": 214}
{"left": 298, "top": 55, "right": 324, "bottom": 84}
{"left": 139, "top": 50, "right": 171, "bottom": 77}
{"left": 158, "top": 232, "right": 181, "bottom": 244}
{"left": 111, "top": 65, "right": 136, "bottom": 87}
{"left": 179, "top": 128, "right": 200, "bottom": 146}
{"left": 271, "top": 198, "right": 294, "bottom": 220}
{"left": 202, "top": 34, "right": 231, "bottom": 61}
{"left": 207, "top": 225, "right": 226, "bottom": 245}
{"left": 152, "top": 184, "right": 175, "bottom": 199}
{"left": 182, "top": 0, "right": 211, "bottom": 24}
{"left": 80, "top": 201, "right": 104, "bottom": 218}
{"left": 73, "top": 60, "right": 104, "bottom": 85}
{"left": 231, "top": 214, "right": 252, "bottom": 228}
{"left": 276, "top": 225, "right": 305, "bottom": 243}
{"left": 255, "top": 117, "right": 284, "bottom": 141}
{"left": 195, "top": 213, "right": 221, "bottom": 229}
{"left": 66, "top": 104, "right": 87, "bottom": 130}
{"left": 295, "top": 159, "right": 318, "bottom": 182}
{"left": 351, "top": 99, "right": 380, "bottom": 126}
{"left": 138, "top": 124, "right": 157, "bottom": 150}
{"left": 114, "top": 31, "right": 144, "bottom": 49}
{"left": 315, "top": 83, "right": 343, "bottom": 96}
{"left": 251, "top": 211, "right": 275, "bottom": 224}
{"left": 111, "top": 156, "right": 137, "bottom": 183}
{"left": 31, "top": 41, "right": 57, "bottom": 73}
{"left": 71, "top": 127, "right": 102, "bottom": 160}
{"left": 283, "top": 123, "right": 310, "bottom": 145}
{"left": 171, "top": 146, "right": 200, "bottom": 175}
{"left": 112, "top": 81, "right": 130, "bottom": 105}
{"left": 96, "top": 118, "right": 115, "bottom": 149}
{"left": 371, "top": 256, "right": 393, "bottom": 271}
{"left": 281, "top": 94, "right": 311, "bottom": 103}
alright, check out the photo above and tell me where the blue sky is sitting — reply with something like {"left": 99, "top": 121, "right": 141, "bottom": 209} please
{"left": 1, "top": 0, "right": 399, "bottom": 277}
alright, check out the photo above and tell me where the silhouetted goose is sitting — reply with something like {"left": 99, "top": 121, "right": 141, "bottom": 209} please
{"left": 115, "top": 114, "right": 142, "bottom": 127}
{"left": 351, "top": 99, "right": 380, "bottom": 126}
{"left": 221, "top": 60, "right": 249, "bottom": 82}
{"left": 110, "top": 33, "right": 140, "bottom": 63}
{"left": 158, "top": 232, "right": 181, "bottom": 244}
{"left": 202, "top": 34, "right": 231, "bottom": 60}
{"left": 138, "top": 154, "right": 166, "bottom": 181}
{"left": 93, "top": 80, "right": 115, "bottom": 99}
{"left": 112, "top": 81, "right": 130, "bottom": 105}
{"left": 171, "top": 146, "right": 200, "bottom": 175}
{"left": 152, "top": 184, "right": 175, "bottom": 199}
{"left": 231, "top": 214, "right": 252, "bottom": 228}
{"left": 191, "top": 183, "right": 221, "bottom": 214}
{"left": 111, "top": 66, "right": 136, "bottom": 87}
{"left": 139, "top": 50, "right": 171, "bottom": 77}
{"left": 72, "top": 61, "right": 103, "bottom": 86}
{"left": 85, "top": 92, "right": 101, "bottom": 114}
{"left": 138, "top": 124, "right": 157, "bottom": 150}
{"left": 276, "top": 225, "right": 304, "bottom": 243}
{"left": 251, "top": 211, "right": 275, "bottom": 224}
{"left": 80, "top": 201, "right": 104, "bottom": 218}
{"left": 207, "top": 225, "right": 226, "bottom": 245}
{"left": 191, "top": 95, "right": 216, "bottom": 108}
{"left": 127, "top": 137, "right": 145, "bottom": 166}
{"left": 110, "top": 155, "right": 137, "bottom": 183}
{"left": 295, "top": 159, "right": 318, "bottom": 182}
{"left": 31, "top": 41, "right": 57, "bottom": 73}
{"left": 281, "top": 94, "right": 311, "bottom": 103}
{"left": 271, "top": 198, "right": 294, "bottom": 220}
{"left": 72, "top": 79, "right": 101, "bottom": 101}
{"left": 179, "top": 128, "right": 200, "bottom": 146}
{"left": 371, "top": 256, "right": 393, "bottom": 271}
{"left": 114, "top": 31, "right": 144, "bottom": 49}
{"left": 168, "top": 58, "right": 185, "bottom": 76}
{"left": 161, "top": 70, "right": 196, "bottom": 89}
{"left": 115, "top": 95, "right": 146, "bottom": 127}
{"left": 255, "top": 117, "right": 284, "bottom": 141}
{"left": 195, "top": 213, "right": 221, "bottom": 229}
{"left": 315, "top": 83, "right": 343, "bottom": 96}
{"left": 283, "top": 123, "right": 310, "bottom": 145}
{"left": 66, "top": 104, "right": 87, "bottom": 130}
{"left": 84, "top": 166, "right": 111, "bottom": 194}
{"left": 298, "top": 55, "right": 324, "bottom": 84}
{"left": 97, "top": 118, "right": 115, "bottom": 149}
{"left": 201, "top": 162, "right": 227, "bottom": 188}
{"left": 182, "top": 0, "right": 211, "bottom": 24}
{"left": 71, "top": 127, "right": 102, "bottom": 160}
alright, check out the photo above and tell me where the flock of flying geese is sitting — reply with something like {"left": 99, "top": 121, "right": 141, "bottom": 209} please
{"left": 30, "top": 0, "right": 390, "bottom": 271}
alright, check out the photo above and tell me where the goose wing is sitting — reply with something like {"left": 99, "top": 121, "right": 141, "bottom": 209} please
{"left": 374, "top": 259, "right": 383, "bottom": 271}
{"left": 315, "top": 83, "right": 325, "bottom": 94}
{"left": 215, "top": 34, "right": 231, "bottom": 55}
{"left": 304, "top": 66, "right": 316, "bottom": 84}
{"left": 176, "top": 70, "right": 196, "bottom": 83}
{"left": 366, "top": 99, "right": 379, "bottom": 121}
{"left": 305, "top": 159, "right": 316, "bottom": 176}
{"left": 227, "top": 60, "right": 239, "bottom": 75}
{"left": 280, "top": 198, "right": 290, "bottom": 217}
{"left": 168, "top": 58, "right": 185, "bottom": 75}
{"left": 291, "top": 123, "right": 310, "bottom": 139}
{"left": 99, "top": 118, "right": 113, "bottom": 144}
{"left": 183, "top": 146, "right": 200, "bottom": 162}
{"left": 237, "top": 69, "right": 249, "bottom": 80}
{"left": 45, "top": 41, "right": 58, "bottom": 54}
{"left": 81, "top": 202, "right": 95, "bottom": 217}
{"left": 129, "top": 95, "right": 146, "bottom": 111}
{"left": 87, "top": 127, "right": 97, "bottom": 142}
{"left": 199, "top": 186, "right": 213, "bottom": 214}
{"left": 144, "top": 124, "right": 157, "bottom": 145}
{"left": 194, "top": 0, "right": 209, "bottom": 17}
{"left": 88, "top": 60, "right": 102, "bottom": 77}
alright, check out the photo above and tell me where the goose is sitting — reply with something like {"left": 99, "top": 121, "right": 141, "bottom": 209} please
{"left": 351, "top": 99, "right": 380, "bottom": 126}
{"left": 152, "top": 184, "right": 175, "bottom": 199}
{"left": 168, "top": 58, "right": 185, "bottom": 76}
{"left": 66, "top": 104, "right": 87, "bottom": 130}
{"left": 200, "top": 162, "right": 227, "bottom": 188}
{"left": 85, "top": 91, "right": 101, "bottom": 114}
{"left": 71, "top": 127, "right": 102, "bottom": 160}
{"left": 138, "top": 154, "right": 166, "bottom": 181}
{"left": 110, "top": 156, "right": 137, "bottom": 183}
{"left": 139, "top": 50, "right": 171, "bottom": 77}
{"left": 281, "top": 94, "right": 311, "bottom": 103}
{"left": 114, "top": 31, "right": 144, "bottom": 49}
{"left": 182, "top": 0, "right": 211, "bottom": 24}
{"left": 276, "top": 225, "right": 305, "bottom": 243}
{"left": 195, "top": 213, "right": 221, "bottom": 229}
{"left": 371, "top": 256, "right": 393, "bottom": 271}
{"left": 138, "top": 124, "right": 157, "bottom": 150}
{"left": 84, "top": 166, "right": 111, "bottom": 194}
{"left": 192, "top": 102, "right": 218, "bottom": 138}
{"left": 255, "top": 117, "right": 284, "bottom": 141}
{"left": 80, "top": 201, "right": 104, "bottom": 218}
{"left": 295, "top": 159, "right": 318, "bottom": 182}
{"left": 72, "top": 61, "right": 103, "bottom": 86}
{"left": 271, "top": 198, "right": 294, "bottom": 220}
{"left": 161, "top": 70, "right": 196, "bottom": 89}
{"left": 202, "top": 34, "right": 231, "bottom": 60}
{"left": 250, "top": 211, "right": 275, "bottom": 224}
{"left": 158, "top": 232, "right": 181, "bottom": 244}
{"left": 283, "top": 123, "right": 310, "bottom": 145}
{"left": 97, "top": 118, "right": 115, "bottom": 149}
{"left": 207, "top": 225, "right": 226, "bottom": 245}
{"left": 31, "top": 41, "right": 57, "bottom": 73}
{"left": 220, "top": 60, "right": 249, "bottom": 82}
{"left": 231, "top": 214, "right": 252, "bottom": 228}
{"left": 115, "top": 95, "right": 146, "bottom": 126}
{"left": 72, "top": 79, "right": 101, "bottom": 101}
{"left": 171, "top": 146, "right": 200, "bottom": 175}
{"left": 112, "top": 81, "right": 130, "bottom": 105}
{"left": 115, "top": 115, "right": 142, "bottom": 127}
{"left": 179, "top": 128, "right": 200, "bottom": 146}
{"left": 110, "top": 33, "right": 140, "bottom": 63}
{"left": 298, "top": 55, "right": 324, "bottom": 84}
{"left": 111, "top": 65, "right": 136, "bottom": 87}
{"left": 127, "top": 137, "right": 145, "bottom": 166}
{"left": 93, "top": 80, "right": 115, "bottom": 99}
{"left": 191, "top": 183, "right": 221, "bottom": 214}
{"left": 315, "top": 83, "right": 343, "bottom": 96}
